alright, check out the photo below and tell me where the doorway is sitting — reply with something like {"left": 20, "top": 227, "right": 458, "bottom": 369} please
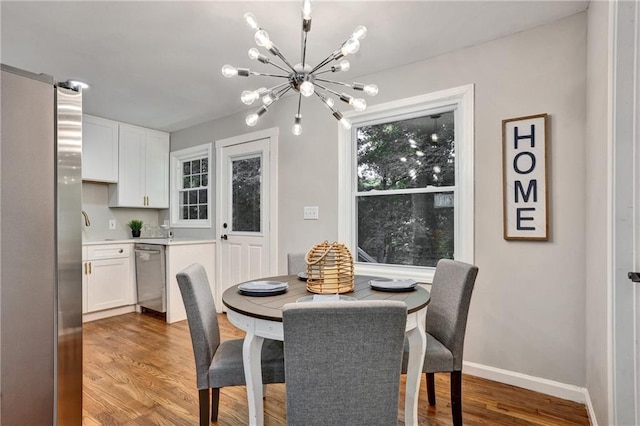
{"left": 215, "top": 128, "right": 279, "bottom": 307}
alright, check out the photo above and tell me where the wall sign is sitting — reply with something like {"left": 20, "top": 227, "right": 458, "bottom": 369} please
{"left": 502, "top": 113, "right": 549, "bottom": 241}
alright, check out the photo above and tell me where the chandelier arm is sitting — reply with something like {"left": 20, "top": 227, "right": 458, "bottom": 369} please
{"left": 264, "top": 60, "right": 291, "bottom": 74}
{"left": 314, "top": 78, "right": 352, "bottom": 88}
{"left": 265, "top": 81, "right": 291, "bottom": 93}
{"left": 269, "top": 46, "right": 297, "bottom": 73}
{"left": 297, "top": 93, "right": 303, "bottom": 116}
{"left": 301, "top": 29, "right": 309, "bottom": 69}
{"left": 250, "top": 72, "right": 290, "bottom": 79}
{"left": 309, "top": 47, "right": 344, "bottom": 74}
{"left": 313, "top": 82, "right": 341, "bottom": 98}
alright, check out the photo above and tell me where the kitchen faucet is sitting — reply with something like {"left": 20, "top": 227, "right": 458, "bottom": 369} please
{"left": 81, "top": 210, "right": 91, "bottom": 227}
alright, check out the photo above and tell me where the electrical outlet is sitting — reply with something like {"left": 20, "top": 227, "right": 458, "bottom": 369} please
{"left": 303, "top": 206, "right": 319, "bottom": 220}
{"left": 109, "top": 219, "right": 116, "bottom": 230}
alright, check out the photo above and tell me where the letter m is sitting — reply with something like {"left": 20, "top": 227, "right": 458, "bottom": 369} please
{"left": 514, "top": 180, "right": 538, "bottom": 203}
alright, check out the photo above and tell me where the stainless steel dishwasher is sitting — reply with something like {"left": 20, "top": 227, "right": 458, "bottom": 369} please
{"left": 134, "top": 243, "right": 166, "bottom": 314}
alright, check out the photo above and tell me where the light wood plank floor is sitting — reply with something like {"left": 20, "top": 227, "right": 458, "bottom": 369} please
{"left": 83, "top": 312, "right": 590, "bottom": 425}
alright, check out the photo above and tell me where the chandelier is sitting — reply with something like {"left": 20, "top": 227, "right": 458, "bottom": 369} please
{"left": 221, "top": 0, "right": 378, "bottom": 135}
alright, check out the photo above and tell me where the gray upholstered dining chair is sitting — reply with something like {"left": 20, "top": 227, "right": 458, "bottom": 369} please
{"left": 287, "top": 252, "right": 307, "bottom": 275}
{"left": 283, "top": 300, "right": 408, "bottom": 426}
{"left": 176, "top": 263, "right": 286, "bottom": 426}
{"left": 401, "top": 258, "right": 479, "bottom": 426}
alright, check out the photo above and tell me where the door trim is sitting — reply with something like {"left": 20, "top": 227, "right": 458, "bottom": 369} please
{"left": 215, "top": 127, "right": 279, "bottom": 295}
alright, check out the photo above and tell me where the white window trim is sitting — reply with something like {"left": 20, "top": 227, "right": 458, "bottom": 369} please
{"left": 170, "top": 143, "right": 212, "bottom": 228}
{"left": 338, "top": 84, "right": 474, "bottom": 283}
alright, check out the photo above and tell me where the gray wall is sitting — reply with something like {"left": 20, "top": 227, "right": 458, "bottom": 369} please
{"left": 585, "top": 2, "right": 610, "bottom": 424}
{"left": 172, "top": 13, "right": 589, "bottom": 388}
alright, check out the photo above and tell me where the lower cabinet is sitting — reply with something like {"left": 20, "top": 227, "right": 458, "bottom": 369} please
{"left": 83, "top": 243, "right": 135, "bottom": 315}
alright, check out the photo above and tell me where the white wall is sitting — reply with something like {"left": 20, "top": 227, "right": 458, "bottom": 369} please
{"left": 172, "top": 13, "right": 589, "bottom": 388}
{"left": 585, "top": 1, "right": 610, "bottom": 423}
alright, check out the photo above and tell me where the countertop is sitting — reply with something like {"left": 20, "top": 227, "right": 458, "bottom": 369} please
{"left": 83, "top": 238, "right": 216, "bottom": 246}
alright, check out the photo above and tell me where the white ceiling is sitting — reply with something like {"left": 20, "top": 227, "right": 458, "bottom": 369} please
{"left": 1, "top": 1, "right": 588, "bottom": 133}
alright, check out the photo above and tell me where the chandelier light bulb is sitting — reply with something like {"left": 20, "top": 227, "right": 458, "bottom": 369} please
{"left": 254, "top": 29, "right": 273, "bottom": 49}
{"left": 221, "top": 64, "right": 238, "bottom": 78}
{"left": 300, "top": 81, "right": 314, "bottom": 97}
{"left": 241, "top": 90, "right": 260, "bottom": 105}
{"left": 363, "top": 84, "right": 378, "bottom": 96}
{"left": 262, "top": 93, "right": 274, "bottom": 105}
{"left": 248, "top": 48, "right": 260, "bottom": 60}
{"left": 292, "top": 114, "right": 303, "bottom": 135}
{"left": 302, "top": 0, "right": 312, "bottom": 20}
{"left": 246, "top": 113, "right": 259, "bottom": 126}
{"left": 341, "top": 38, "right": 360, "bottom": 56}
{"left": 351, "top": 98, "right": 367, "bottom": 112}
{"left": 352, "top": 25, "right": 368, "bottom": 40}
{"left": 431, "top": 133, "right": 439, "bottom": 142}
{"left": 340, "top": 117, "right": 352, "bottom": 129}
{"left": 244, "top": 12, "right": 260, "bottom": 30}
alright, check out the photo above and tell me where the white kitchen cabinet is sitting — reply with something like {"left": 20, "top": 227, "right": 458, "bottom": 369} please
{"left": 109, "top": 123, "right": 169, "bottom": 208}
{"left": 83, "top": 244, "right": 135, "bottom": 314}
{"left": 82, "top": 114, "right": 119, "bottom": 182}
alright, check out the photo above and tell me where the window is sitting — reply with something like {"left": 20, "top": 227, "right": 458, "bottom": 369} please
{"left": 170, "top": 144, "right": 212, "bottom": 228}
{"left": 338, "top": 85, "right": 474, "bottom": 282}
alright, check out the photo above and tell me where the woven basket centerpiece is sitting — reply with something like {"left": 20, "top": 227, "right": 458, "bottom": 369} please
{"left": 305, "top": 241, "right": 354, "bottom": 294}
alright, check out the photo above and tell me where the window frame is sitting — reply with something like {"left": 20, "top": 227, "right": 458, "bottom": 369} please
{"left": 338, "top": 84, "right": 475, "bottom": 283}
{"left": 170, "top": 144, "right": 212, "bottom": 228}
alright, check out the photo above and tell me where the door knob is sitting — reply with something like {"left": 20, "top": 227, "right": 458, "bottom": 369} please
{"left": 629, "top": 272, "right": 640, "bottom": 283}
{"left": 221, "top": 234, "right": 228, "bottom": 240}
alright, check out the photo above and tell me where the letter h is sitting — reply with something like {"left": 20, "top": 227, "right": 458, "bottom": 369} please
{"left": 514, "top": 124, "right": 535, "bottom": 149}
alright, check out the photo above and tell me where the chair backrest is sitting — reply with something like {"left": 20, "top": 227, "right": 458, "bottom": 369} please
{"left": 287, "top": 253, "right": 306, "bottom": 275}
{"left": 427, "top": 259, "right": 479, "bottom": 370}
{"left": 176, "top": 263, "right": 221, "bottom": 389}
{"left": 283, "top": 300, "right": 407, "bottom": 425}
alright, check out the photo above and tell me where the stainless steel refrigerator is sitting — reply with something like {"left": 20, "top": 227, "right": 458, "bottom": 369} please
{"left": 1, "top": 64, "right": 83, "bottom": 425}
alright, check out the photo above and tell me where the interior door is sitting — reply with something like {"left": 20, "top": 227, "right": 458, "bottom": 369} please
{"left": 216, "top": 130, "right": 277, "bottom": 307}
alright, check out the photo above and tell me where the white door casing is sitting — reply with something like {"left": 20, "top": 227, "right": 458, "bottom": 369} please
{"left": 215, "top": 128, "right": 279, "bottom": 308}
{"left": 611, "top": 0, "right": 640, "bottom": 424}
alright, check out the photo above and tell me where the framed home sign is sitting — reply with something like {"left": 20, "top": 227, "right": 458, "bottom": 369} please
{"left": 502, "top": 113, "right": 549, "bottom": 241}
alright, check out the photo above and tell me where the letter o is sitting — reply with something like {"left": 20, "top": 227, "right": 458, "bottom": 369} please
{"left": 513, "top": 152, "right": 536, "bottom": 174}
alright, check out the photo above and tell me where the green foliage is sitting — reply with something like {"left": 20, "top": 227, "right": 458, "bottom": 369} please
{"left": 127, "top": 219, "right": 144, "bottom": 231}
{"left": 356, "top": 112, "right": 455, "bottom": 267}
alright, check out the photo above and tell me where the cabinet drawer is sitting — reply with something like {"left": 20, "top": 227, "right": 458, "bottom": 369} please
{"left": 87, "top": 244, "right": 131, "bottom": 260}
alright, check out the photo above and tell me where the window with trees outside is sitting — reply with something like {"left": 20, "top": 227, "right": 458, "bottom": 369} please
{"left": 339, "top": 86, "right": 474, "bottom": 282}
{"left": 170, "top": 144, "right": 212, "bottom": 228}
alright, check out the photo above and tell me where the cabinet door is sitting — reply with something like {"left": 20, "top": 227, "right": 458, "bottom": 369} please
{"left": 82, "top": 262, "right": 88, "bottom": 314}
{"left": 114, "top": 124, "right": 146, "bottom": 207}
{"left": 82, "top": 115, "right": 118, "bottom": 182}
{"left": 86, "top": 257, "right": 130, "bottom": 312}
{"left": 145, "top": 130, "right": 169, "bottom": 208}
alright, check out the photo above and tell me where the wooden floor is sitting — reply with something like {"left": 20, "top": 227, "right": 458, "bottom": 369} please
{"left": 83, "top": 312, "right": 590, "bottom": 425}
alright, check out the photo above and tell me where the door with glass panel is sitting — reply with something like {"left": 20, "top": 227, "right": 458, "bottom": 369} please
{"left": 218, "top": 137, "right": 271, "bottom": 304}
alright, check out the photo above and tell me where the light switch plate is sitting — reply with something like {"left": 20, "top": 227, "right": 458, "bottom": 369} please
{"left": 304, "top": 206, "right": 319, "bottom": 220}
{"left": 109, "top": 219, "right": 116, "bottom": 230}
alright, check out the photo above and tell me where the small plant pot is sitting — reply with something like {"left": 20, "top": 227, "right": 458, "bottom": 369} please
{"left": 131, "top": 229, "right": 141, "bottom": 238}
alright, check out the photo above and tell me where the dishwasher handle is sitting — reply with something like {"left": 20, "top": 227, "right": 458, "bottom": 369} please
{"left": 135, "top": 249, "right": 162, "bottom": 255}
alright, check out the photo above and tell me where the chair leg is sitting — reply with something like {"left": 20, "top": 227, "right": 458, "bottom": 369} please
{"left": 450, "top": 371, "right": 463, "bottom": 426}
{"left": 199, "top": 389, "right": 210, "bottom": 426}
{"left": 426, "top": 372, "right": 436, "bottom": 406}
{"left": 211, "top": 388, "right": 220, "bottom": 421}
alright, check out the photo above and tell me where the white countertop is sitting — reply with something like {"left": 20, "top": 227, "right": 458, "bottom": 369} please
{"left": 83, "top": 238, "right": 216, "bottom": 246}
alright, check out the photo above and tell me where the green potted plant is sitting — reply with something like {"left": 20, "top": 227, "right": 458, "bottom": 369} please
{"left": 127, "top": 219, "right": 144, "bottom": 238}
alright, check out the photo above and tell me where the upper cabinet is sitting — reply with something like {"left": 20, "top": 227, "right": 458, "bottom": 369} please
{"left": 108, "top": 123, "right": 169, "bottom": 208}
{"left": 82, "top": 115, "right": 119, "bottom": 183}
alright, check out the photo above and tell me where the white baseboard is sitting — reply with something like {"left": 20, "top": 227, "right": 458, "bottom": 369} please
{"left": 463, "top": 361, "right": 596, "bottom": 425}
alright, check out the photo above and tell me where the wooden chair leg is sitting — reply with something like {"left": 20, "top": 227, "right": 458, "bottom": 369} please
{"left": 451, "top": 371, "right": 462, "bottom": 426}
{"left": 426, "top": 372, "right": 436, "bottom": 406}
{"left": 199, "top": 389, "right": 210, "bottom": 426}
{"left": 211, "top": 388, "right": 220, "bottom": 421}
